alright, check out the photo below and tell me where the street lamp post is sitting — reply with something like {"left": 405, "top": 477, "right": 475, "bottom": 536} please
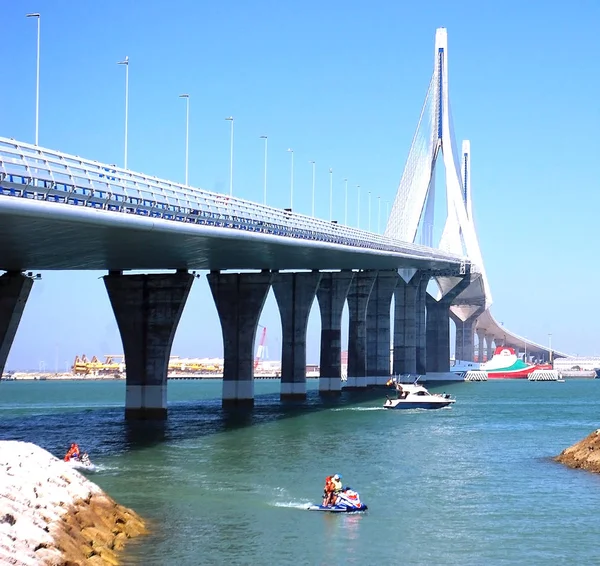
{"left": 225, "top": 117, "right": 234, "bottom": 195}
{"left": 117, "top": 56, "right": 129, "bottom": 169}
{"left": 344, "top": 178, "right": 348, "bottom": 225}
{"left": 260, "top": 135, "right": 268, "bottom": 204}
{"left": 26, "top": 13, "right": 41, "bottom": 145}
{"left": 309, "top": 161, "right": 316, "bottom": 216}
{"left": 179, "top": 94, "right": 190, "bottom": 185}
{"left": 329, "top": 168, "right": 333, "bottom": 221}
{"left": 548, "top": 333, "right": 553, "bottom": 364}
{"left": 287, "top": 148, "right": 294, "bottom": 209}
{"left": 357, "top": 185, "right": 361, "bottom": 229}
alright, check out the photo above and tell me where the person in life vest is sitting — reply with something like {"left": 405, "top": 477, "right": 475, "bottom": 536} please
{"left": 331, "top": 474, "right": 343, "bottom": 493}
{"left": 64, "top": 443, "right": 80, "bottom": 462}
{"left": 323, "top": 475, "right": 336, "bottom": 506}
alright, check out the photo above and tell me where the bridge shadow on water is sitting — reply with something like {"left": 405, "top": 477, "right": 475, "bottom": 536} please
{"left": 0, "top": 387, "right": 388, "bottom": 460}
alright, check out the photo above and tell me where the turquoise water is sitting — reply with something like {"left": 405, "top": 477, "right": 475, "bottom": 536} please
{"left": 1, "top": 378, "right": 600, "bottom": 565}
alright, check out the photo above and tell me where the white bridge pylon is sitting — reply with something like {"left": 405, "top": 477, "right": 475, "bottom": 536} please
{"left": 385, "top": 27, "right": 492, "bottom": 320}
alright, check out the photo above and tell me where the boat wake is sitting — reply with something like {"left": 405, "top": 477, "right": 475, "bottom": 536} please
{"left": 270, "top": 500, "right": 312, "bottom": 510}
{"left": 331, "top": 407, "right": 386, "bottom": 412}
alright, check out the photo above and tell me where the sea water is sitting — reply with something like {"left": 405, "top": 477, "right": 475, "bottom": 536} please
{"left": 1, "top": 378, "right": 599, "bottom": 565}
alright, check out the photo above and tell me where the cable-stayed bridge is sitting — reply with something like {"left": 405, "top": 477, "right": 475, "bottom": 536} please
{"left": 0, "top": 28, "right": 565, "bottom": 418}
{"left": 386, "top": 28, "right": 564, "bottom": 364}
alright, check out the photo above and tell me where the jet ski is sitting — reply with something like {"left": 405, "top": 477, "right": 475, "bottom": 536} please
{"left": 307, "top": 488, "right": 367, "bottom": 513}
{"left": 66, "top": 453, "right": 96, "bottom": 473}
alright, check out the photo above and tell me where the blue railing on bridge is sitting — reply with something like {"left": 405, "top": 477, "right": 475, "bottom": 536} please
{"left": 0, "top": 137, "right": 468, "bottom": 265}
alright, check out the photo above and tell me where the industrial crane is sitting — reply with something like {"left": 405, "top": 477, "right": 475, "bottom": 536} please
{"left": 254, "top": 325, "right": 268, "bottom": 369}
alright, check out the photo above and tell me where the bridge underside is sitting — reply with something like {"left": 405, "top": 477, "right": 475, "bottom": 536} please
{"left": 0, "top": 198, "right": 464, "bottom": 272}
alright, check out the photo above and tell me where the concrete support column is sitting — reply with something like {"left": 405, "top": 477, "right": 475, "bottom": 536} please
{"left": 366, "top": 271, "right": 398, "bottom": 386}
{"left": 415, "top": 277, "right": 428, "bottom": 374}
{"left": 426, "top": 276, "right": 471, "bottom": 373}
{"left": 486, "top": 334, "right": 495, "bottom": 361}
{"left": 393, "top": 276, "right": 417, "bottom": 376}
{"left": 104, "top": 271, "right": 193, "bottom": 420}
{"left": 426, "top": 296, "right": 450, "bottom": 373}
{"left": 0, "top": 272, "right": 33, "bottom": 378}
{"left": 316, "top": 271, "right": 354, "bottom": 395}
{"left": 476, "top": 329, "right": 486, "bottom": 362}
{"left": 451, "top": 313, "right": 475, "bottom": 363}
{"left": 273, "top": 271, "right": 322, "bottom": 400}
{"left": 451, "top": 308, "right": 484, "bottom": 362}
{"left": 208, "top": 271, "right": 272, "bottom": 408}
{"left": 345, "top": 271, "right": 377, "bottom": 389}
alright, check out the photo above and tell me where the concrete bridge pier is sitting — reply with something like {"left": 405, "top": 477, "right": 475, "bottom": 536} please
{"left": 207, "top": 270, "right": 272, "bottom": 408}
{"left": 415, "top": 277, "right": 428, "bottom": 374}
{"left": 393, "top": 272, "right": 421, "bottom": 376}
{"left": 451, "top": 308, "right": 484, "bottom": 362}
{"left": 366, "top": 270, "right": 398, "bottom": 386}
{"left": 486, "top": 334, "right": 495, "bottom": 360}
{"left": 0, "top": 272, "right": 33, "bottom": 378}
{"left": 476, "top": 328, "right": 486, "bottom": 362}
{"left": 345, "top": 271, "right": 377, "bottom": 389}
{"left": 273, "top": 271, "right": 322, "bottom": 400}
{"left": 426, "top": 278, "right": 471, "bottom": 373}
{"left": 316, "top": 271, "right": 353, "bottom": 395}
{"left": 104, "top": 271, "right": 194, "bottom": 420}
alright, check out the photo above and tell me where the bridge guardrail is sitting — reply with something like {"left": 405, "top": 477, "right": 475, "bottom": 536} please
{"left": 0, "top": 137, "right": 471, "bottom": 266}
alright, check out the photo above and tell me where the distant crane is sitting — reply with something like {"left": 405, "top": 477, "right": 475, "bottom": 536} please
{"left": 254, "top": 325, "right": 268, "bottom": 369}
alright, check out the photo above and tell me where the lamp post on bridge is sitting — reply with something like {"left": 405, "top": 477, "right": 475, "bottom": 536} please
{"left": 356, "top": 185, "right": 361, "bottom": 229}
{"left": 179, "top": 94, "right": 190, "bottom": 185}
{"left": 117, "top": 56, "right": 129, "bottom": 169}
{"left": 329, "top": 168, "right": 333, "bottom": 221}
{"left": 225, "top": 117, "right": 234, "bottom": 196}
{"left": 287, "top": 148, "right": 294, "bottom": 209}
{"left": 548, "top": 333, "right": 553, "bottom": 365}
{"left": 26, "top": 13, "right": 41, "bottom": 146}
{"left": 344, "top": 178, "right": 348, "bottom": 225}
{"left": 260, "top": 135, "right": 268, "bottom": 204}
{"left": 309, "top": 161, "right": 316, "bottom": 217}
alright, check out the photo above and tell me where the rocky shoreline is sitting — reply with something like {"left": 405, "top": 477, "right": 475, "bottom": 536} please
{"left": 0, "top": 441, "right": 146, "bottom": 565}
{"left": 555, "top": 429, "right": 600, "bottom": 473}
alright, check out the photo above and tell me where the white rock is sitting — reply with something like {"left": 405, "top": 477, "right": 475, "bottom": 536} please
{"left": 0, "top": 440, "right": 107, "bottom": 565}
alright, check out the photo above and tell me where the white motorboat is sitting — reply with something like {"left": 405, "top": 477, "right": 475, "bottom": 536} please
{"left": 383, "top": 381, "right": 455, "bottom": 410}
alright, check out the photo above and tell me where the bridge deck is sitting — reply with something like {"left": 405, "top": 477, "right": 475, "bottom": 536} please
{"left": 0, "top": 137, "right": 468, "bottom": 272}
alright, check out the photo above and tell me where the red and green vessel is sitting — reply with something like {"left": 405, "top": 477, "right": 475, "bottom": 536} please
{"left": 481, "top": 347, "right": 551, "bottom": 379}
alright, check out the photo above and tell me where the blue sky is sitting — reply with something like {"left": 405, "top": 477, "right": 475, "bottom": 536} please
{"left": 1, "top": 0, "right": 598, "bottom": 370}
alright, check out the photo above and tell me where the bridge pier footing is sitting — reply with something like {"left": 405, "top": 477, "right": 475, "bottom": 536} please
{"left": 104, "top": 271, "right": 194, "bottom": 420}
{"left": 316, "top": 271, "right": 353, "bottom": 395}
{"left": 273, "top": 271, "right": 322, "bottom": 401}
{"left": 208, "top": 270, "right": 272, "bottom": 408}
{"left": 393, "top": 272, "right": 420, "bottom": 376}
{"left": 366, "top": 270, "right": 398, "bottom": 386}
{"left": 345, "top": 271, "right": 376, "bottom": 389}
{"left": 0, "top": 272, "right": 33, "bottom": 378}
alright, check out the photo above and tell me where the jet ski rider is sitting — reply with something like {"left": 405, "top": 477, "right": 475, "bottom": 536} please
{"left": 323, "top": 474, "right": 344, "bottom": 506}
{"left": 323, "top": 476, "right": 334, "bottom": 506}
{"left": 64, "top": 443, "right": 80, "bottom": 462}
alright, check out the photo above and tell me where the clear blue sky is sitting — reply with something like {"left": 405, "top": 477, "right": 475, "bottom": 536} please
{"left": 1, "top": 0, "right": 598, "bottom": 370}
